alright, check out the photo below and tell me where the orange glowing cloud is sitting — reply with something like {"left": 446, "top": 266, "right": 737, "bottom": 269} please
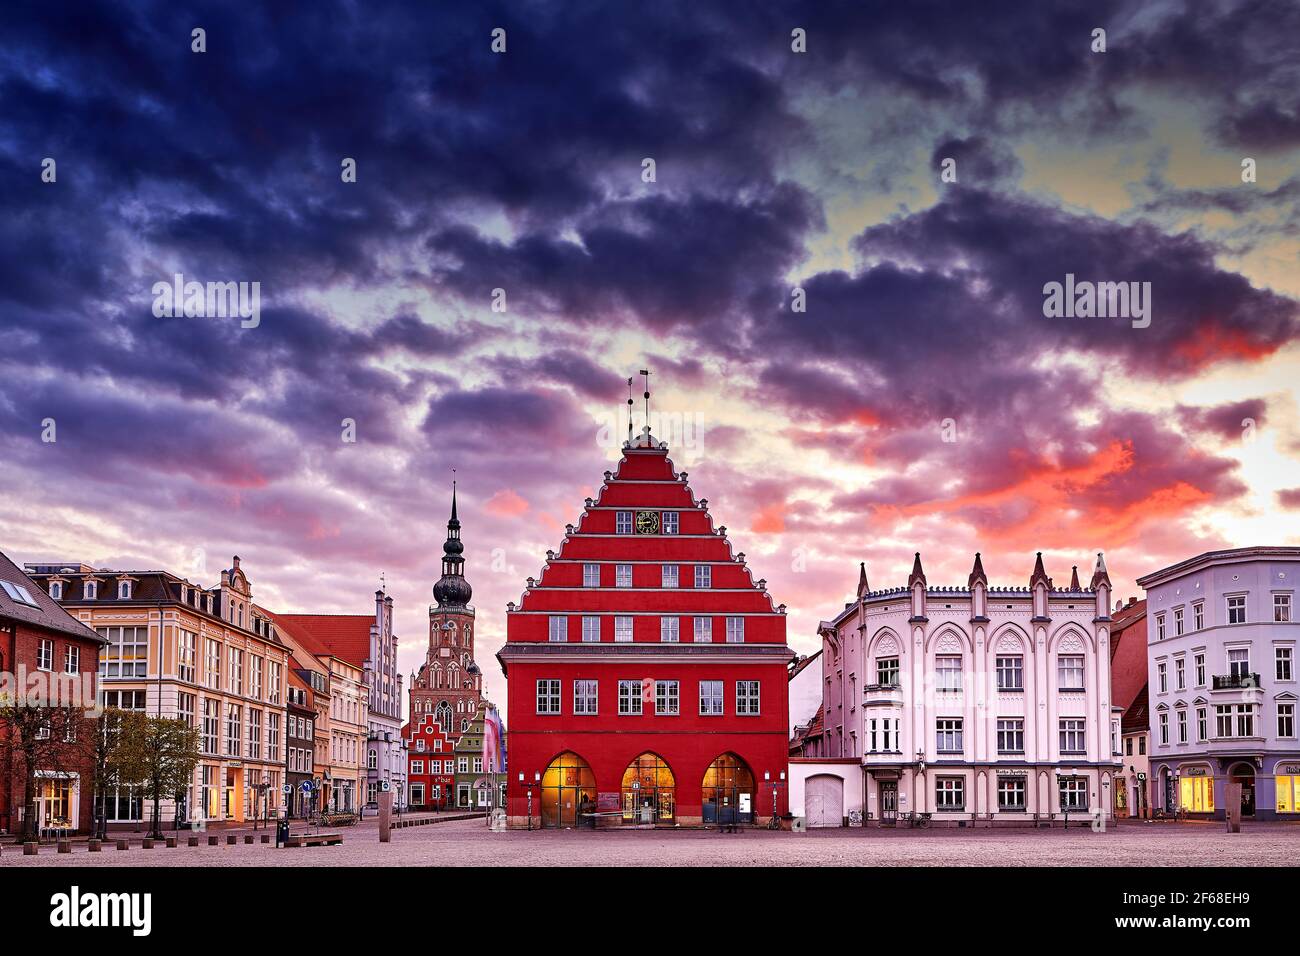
{"left": 752, "top": 502, "right": 787, "bottom": 533}
{"left": 1173, "top": 322, "right": 1282, "bottom": 370}
{"left": 485, "top": 488, "right": 530, "bottom": 517}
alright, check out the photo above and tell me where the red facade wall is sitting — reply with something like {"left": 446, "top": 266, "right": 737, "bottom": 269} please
{"left": 499, "top": 431, "right": 794, "bottom": 827}
{"left": 1, "top": 620, "right": 101, "bottom": 836}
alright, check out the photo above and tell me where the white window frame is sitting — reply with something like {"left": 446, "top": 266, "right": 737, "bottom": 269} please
{"left": 736, "top": 680, "right": 760, "bottom": 716}
{"left": 725, "top": 617, "right": 744, "bottom": 643}
{"left": 583, "top": 564, "right": 600, "bottom": 587}
{"left": 1278, "top": 646, "right": 1294, "bottom": 682}
{"left": 614, "top": 616, "right": 634, "bottom": 643}
{"left": 618, "top": 680, "right": 643, "bottom": 716}
{"left": 661, "top": 564, "right": 679, "bottom": 588}
{"left": 1057, "top": 654, "right": 1085, "bottom": 692}
{"left": 936, "top": 718, "right": 963, "bottom": 753}
{"left": 662, "top": 511, "right": 679, "bottom": 534}
{"left": 548, "top": 616, "right": 568, "bottom": 643}
{"left": 935, "top": 655, "right": 962, "bottom": 692}
{"left": 1274, "top": 593, "right": 1292, "bottom": 623}
{"left": 693, "top": 617, "right": 712, "bottom": 643}
{"left": 699, "top": 680, "right": 723, "bottom": 716}
{"left": 660, "top": 617, "right": 679, "bottom": 643}
{"left": 615, "top": 511, "right": 633, "bottom": 534}
{"left": 1226, "top": 594, "right": 1247, "bottom": 625}
{"left": 581, "top": 616, "right": 600, "bottom": 643}
{"left": 694, "top": 565, "right": 711, "bottom": 588}
{"left": 536, "top": 679, "right": 561, "bottom": 716}
{"left": 655, "top": 680, "right": 679, "bottom": 716}
{"left": 935, "top": 777, "right": 965, "bottom": 811}
{"left": 574, "top": 679, "right": 598, "bottom": 715}
{"left": 615, "top": 564, "right": 633, "bottom": 588}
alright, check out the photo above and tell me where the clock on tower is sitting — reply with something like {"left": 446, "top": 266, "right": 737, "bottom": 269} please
{"left": 634, "top": 510, "right": 660, "bottom": 534}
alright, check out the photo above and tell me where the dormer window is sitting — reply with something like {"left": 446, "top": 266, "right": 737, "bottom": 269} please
{"left": 49, "top": 581, "right": 63, "bottom": 601}
{"left": 118, "top": 580, "right": 132, "bottom": 599}
{"left": 84, "top": 580, "right": 98, "bottom": 600}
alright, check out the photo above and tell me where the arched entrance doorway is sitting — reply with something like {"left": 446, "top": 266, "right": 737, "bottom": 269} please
{"left": 1230, "top": 763, "right": 1256, "bottom": 817}
{"left": 806, "top": 774, "right": 844, "bottom": 828}
{"left": 702, "top": 753, "right": 755, "bottom": 825}
{"left": 621, "top": 753, "right": 675, "bottom": 825}
{"left": 541, "top": 752, "right": 595, "bottom": 828}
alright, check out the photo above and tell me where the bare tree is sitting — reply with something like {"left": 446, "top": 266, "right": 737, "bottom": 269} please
{"left": 0, "top": 697, "right": 93, "bottom": 841}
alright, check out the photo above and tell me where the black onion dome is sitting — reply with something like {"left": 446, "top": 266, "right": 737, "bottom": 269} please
{"left": 432, "top": 481, "right": 471, "bottom": 607}
{"left": 433, "top": 573, "right": 472, "bottom": 607}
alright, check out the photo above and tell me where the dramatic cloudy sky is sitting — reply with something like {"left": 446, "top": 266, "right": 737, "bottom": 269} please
{"left": 2, "top": 1, "right": 1298, "bottom": 720}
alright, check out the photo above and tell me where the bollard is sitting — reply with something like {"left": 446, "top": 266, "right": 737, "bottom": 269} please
{"left": 88, "top": 839, "right": 101, "bottom": 853}
{"left": 379, "top": 789, "right": 394, "bottom": 843}
{"left": 260, "top": 834, "right": 270, "bottom": 844}
{"left": 243, "top": 834, "right": 254, "bottom": 844}
{"left": 23, "top": 842, "right": 38, "bottom": 856}
{"left": 116, "top": 840, "right": 129, "bottom": 850}
{"left": 58, "top": 841, "right": 72, "bottom": 854}
{"left": 208, "top": 835, "right": 219, "bottom": 846}
{"left": 166, "top": 837, "right": 177, "bottom": 848}
{"left": 142, "top": 839, "right": 155, "bottom": 849}
{"left": 188, "top": 837, "right": 200, "bottom": 847}
{"left": 226, "top": 834, "right": 237, "bottom": 845}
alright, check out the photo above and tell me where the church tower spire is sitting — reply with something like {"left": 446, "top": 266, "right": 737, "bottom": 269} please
{"left": 433, "top": 481, "right": 472, "bottom": 608}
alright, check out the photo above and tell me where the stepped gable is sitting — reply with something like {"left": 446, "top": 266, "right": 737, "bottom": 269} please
{"left": 512, "top": 427, "right": 782, "bottom": 619}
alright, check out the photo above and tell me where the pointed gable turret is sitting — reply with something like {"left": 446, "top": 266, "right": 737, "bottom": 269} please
{"left": 856, "top": 562, "right": 870, "bottom": 599}
{"left": 968, "top": 552, "right": 988, "bottom": 622}
{"left": 908, "top": 552, "right": 927, "bottom": 621}
{"left": 1091, "top": 551, "right": 1112, "bottom": 620}
{"left": 1030, "top": 552, "right": 1052, "bottom": 621}
{"left": 1069, "top": 565, "right": 1082, "bottom": 591}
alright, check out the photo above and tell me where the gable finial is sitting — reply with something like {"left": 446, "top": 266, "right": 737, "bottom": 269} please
{"left": 640, "top": 368, "right": 652, "bottom": 428}
{"left": 626, "top": 377, "right": 634, "bottom": 443}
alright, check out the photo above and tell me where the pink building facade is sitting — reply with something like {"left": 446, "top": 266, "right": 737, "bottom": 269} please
{"left": 795, "top": 553, "right": 1124, "bottom": 827}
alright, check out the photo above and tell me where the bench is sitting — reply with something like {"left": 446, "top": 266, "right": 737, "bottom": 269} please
{"left": 284, "top": 832, "right": 344, "bottom": 848}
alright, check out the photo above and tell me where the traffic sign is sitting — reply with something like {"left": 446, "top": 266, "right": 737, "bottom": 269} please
{"left": 300, "top": 780, "right": 314, "bottom": 794}
{"left": 282, "top": 784, "right": 292, "bottom": 795}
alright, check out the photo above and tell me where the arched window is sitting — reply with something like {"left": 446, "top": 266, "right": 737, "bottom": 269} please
{"left": 540, "top": 752, "right": 595, "bottom": 828}
{"left": 702, "top": 753, "right": 755, "bottom": 825}
{"left": 435, "top": 701, "right": 452, "bottom": 735}
{"left": 621, "top": 753, "right": 675, "bottom": 824}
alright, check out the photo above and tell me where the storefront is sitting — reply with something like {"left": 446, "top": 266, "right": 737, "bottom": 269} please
{"left": 702, "top": 753, "right": 755, "bottom": 825}
{"left": 621, "top": 753, "right": 675, "bottom": 824}
{"left": 1273, "top": 762, "right": 1300, "bottom": 813}
{"left": 35, "top": 772, "right": 79, "bottom": 834}
{"left": 1178, "top": 764, "right": 1215, "bottom": 814}
{"left": 541, "top": 752, "right": 595, "bottom": 828}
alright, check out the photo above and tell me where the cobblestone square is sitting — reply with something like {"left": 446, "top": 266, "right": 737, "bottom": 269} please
{"left": 3, "top": 818, "right": 1297, "bottom": 867}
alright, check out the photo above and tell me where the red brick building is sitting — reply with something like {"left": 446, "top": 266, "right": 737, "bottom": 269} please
{"left": 0, "top": 551, "right": 104, "bottom": 837}
{"left": 402, "top": 717, "right": 455, "bottom": 810}
{"left": 498, "top": 427, "right": 793, "bottom": 828}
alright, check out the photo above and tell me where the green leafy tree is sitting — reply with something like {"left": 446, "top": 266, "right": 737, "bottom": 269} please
{"left": 116, "top": 713, "right": 200, "bottom": 839}
{"left": 69, "top": 707, "right": 131, "bottom": 840}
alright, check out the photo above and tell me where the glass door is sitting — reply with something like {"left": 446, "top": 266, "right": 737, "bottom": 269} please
{"left": 881, "top": 782, "right": 898, "bottom": 824}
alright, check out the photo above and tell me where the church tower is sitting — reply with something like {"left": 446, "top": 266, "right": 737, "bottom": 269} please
{"left": 409, "top": 483, "right": 484, "bottom": 741}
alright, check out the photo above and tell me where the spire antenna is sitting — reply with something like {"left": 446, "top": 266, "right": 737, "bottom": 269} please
{"left": 640, "top": 368, "right": 652, "bottom": 428}
{"left": 626, "top": 377, "right": 634, "bottom": 443}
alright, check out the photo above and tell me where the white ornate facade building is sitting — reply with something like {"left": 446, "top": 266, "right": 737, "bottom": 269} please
{"left": 790, "top": 552, "right": 1124, "bottom": 827}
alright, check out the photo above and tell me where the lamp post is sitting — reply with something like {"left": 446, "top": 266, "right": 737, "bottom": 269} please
{"left": 764, "top": 771, "right": 787, "bottom": 830}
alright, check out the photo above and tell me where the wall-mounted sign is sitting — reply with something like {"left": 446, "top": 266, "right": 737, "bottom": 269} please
{"left": 1183, "top": 766, "right": 1208, "bottom": 776}
{"left": 597, "top": 792, "right": 619, "bottom": 811}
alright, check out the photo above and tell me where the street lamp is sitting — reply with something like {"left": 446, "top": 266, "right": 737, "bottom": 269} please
{"left": 520, "top": 771, "right": 541, "bottom": 830}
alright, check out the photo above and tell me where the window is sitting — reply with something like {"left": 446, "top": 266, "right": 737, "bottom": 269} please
{"left": 614, "top": 616, "right": 634, "bottom": 643}
{"left": 935, "top": 777, "right": 964, "bottom": 810}
{"left": 267, "top": 713, "right": 280, "bottom": 762}
{"left": 1279, "top": 647, "right": 1294, "bottom": 682}
{"left": 1275, "top": 594, "right": 1292, "bottom": 623}
{"left": 1279, "top": 703, "right": 1295, "bottom": 738}
{"left": 737, "top": 680, "right": 760, "bottom": 716}
{"left": 84, "top": 581, "right": 97, "bottom": 600}
{"left": 936, "top": 718, "right": 963, "bottom": 753}
{"left": 64, "top": 645, "right": 79, "bottom": 675}
{"left": 1059, "top": 718, "right": 1086, "bottom": 754}
{"left": 581, "top": 616, "right": 600, "bottom": 643}
{"left": 1195, "top": 654, "right": 1205, "bottom": 687}
{"left": 202, "top": 699, "right": 219, "bottom": 754}
{"left": 1174, "top": 607, "right": 1184, "bottom": 636}
{"left": 1197, "top": 707, "right": 1207, "bottom": 742}
{"left": 996, "top": 718, "right": 1024, "bottom": 754}
{"left": 995, "top": 655, "right": 1023, "bottom": 691}
{"left": 225, "top": 704, "right": 242, "bottom": 756}
{"left": 699, "top": 680, "right": 723, "bottom": 716}
{"left": 615, "top": 564, "right": 633, "bottom": 588}
{"left": 410, "top": 760, "right": 424, "bottom": 775}
{"left": 1228, "top": 648, "right": 1250, "bottom": 680}
{"left": 1159, "top": 711, "right": 1169, "bottom": 744}
{"left": 247, "top": 709, "right": 262, "bottom": 759}
{"left": 655, "top": 680, "right": 679, "bottom": 716}
{"left": 1177, "top": 708, "right": 1187, "bottom": 744}
{"left": 868, "top": 717, "right": 900, "bottom": 752}
{"left": 1057, "top": 655, "right": 1085, "bottom": 691}
{"left": 367, "top": 748, "right": 377, "bottom": 770}
{"left": 1175, "top": 657, "right": 1185, "bottom": 691}
{"left": 49, "top": 581, "right": 62, "bottom": 600}
{"left": 250, "top": 655, "right": 263, "bottom": 700}
{"left": 1227, "top": 595, "right": 1246, "bottom": 625}
{"left": 1156, "top": 614, "right": 1166, "bottom": 640}
{"left": 204, "top": 638, "right": 221, "bottom": 689}
{"left": 935, "top": 655, "right": 962, "bottom": 692}
{"left": 228, "top": 647, "right": 243, "bottom": 695}
{"left": 178, "top": 630, "right": 196, "bottom": 683}
{"left": 548, "top": 616, "right": 568, "bottom": 643}
{"left": 1193, "top": 602, "right": 1204, "bottom": 630}
{"left": 725, "top": 617, "right": 744, "bottom": 643}
{"left": 876, "top": 656, "right": 900, "bottom": 686}
{"left": 618, "top": 680, "right": 643, "bottom": 715}
{"left": 583, "top": 564, "right": 600, "bottom": 587}
{"left": 574, "top": 680, "right": 598, "bottom": 715}
{"left": 1059, "top": 777, "right": 1088, "bottom": 811}
{"left": 536, "top": 679, "right": 561, "bottom": 715}
{"left": 178, "top": 692, "right": 195, "bottom": 729}
{"left": 694, "top": 565, "right": 711, "bottom": 588}
{"left": 1214, "top": 703, "right": 1255, "bottom": 738}
{"left": 661, "top": 565, "right": 678, "bottom": 588}
{"left": 1126, "top": 737, "right": 1133, "bottom": 756}
{"left": 616, "top": 511, "right": 633, "bottom": 534}
{"left": 117, "top": 580, "right": 132, "bottom": 599}
{"left": 662, "top": 511, "right": 679, "bottom": 534}
{"left": 997, "top": 777, "right": 1026, "bottom": 811}
{"left": 1157, "top": 662, "right": 1167, "bottom": 694}
{"left": 660, "top": 617, "right": 679, "bottom": 643}
{"left": 97, "top": 626, "right": 148, "bottom": 678}
{"left": 268, "top": 661, "right": 281, "bottom": 705}
{"left": 693, "top": 617, "right": 712, "bottom": 643}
